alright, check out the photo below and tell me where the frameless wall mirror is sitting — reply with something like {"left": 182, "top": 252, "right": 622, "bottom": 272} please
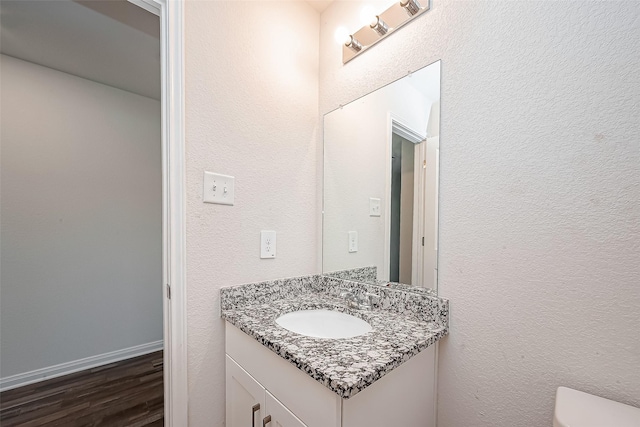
{"left": 323, "top": 60, "right": 440, "bottom": 293}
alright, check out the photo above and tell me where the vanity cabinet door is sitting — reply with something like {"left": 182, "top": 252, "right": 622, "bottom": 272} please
{"left": 226, "top": 355, "right": 265, "bottom": 427}
{"left": 265, "top": 391, "right": 307, "bottom": 427}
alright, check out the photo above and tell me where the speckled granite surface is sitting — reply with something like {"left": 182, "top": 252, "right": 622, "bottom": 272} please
{"left": 324, "top": 266, "right": 378, "bottom": 284}
{"left": 322, "top": 266, "right": 438, "bottom": 297}
{"left": 220, "top": 275, "right": 449, "bottom": 399}
{"left": 373, "top": 280, "right": 438, "bottom": 296}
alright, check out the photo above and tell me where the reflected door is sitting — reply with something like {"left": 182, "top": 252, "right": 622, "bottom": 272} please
{"left": 389, "top": 133, "right": 416, "bottom": 283}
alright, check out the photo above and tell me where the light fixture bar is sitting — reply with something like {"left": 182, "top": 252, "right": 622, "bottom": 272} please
{"left": 342, "top": 0, "right": 429, "bottom": 64}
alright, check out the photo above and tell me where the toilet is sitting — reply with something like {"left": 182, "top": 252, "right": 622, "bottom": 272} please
{"left": 554, "top": 386, "right": 640, "bottom": 427}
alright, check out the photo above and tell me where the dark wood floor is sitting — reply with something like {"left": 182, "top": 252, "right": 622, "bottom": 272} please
{"left": 0, "top": 351, "right": 163, "bottom": 427}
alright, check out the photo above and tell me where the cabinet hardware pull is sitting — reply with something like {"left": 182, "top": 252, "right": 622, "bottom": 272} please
{"left": 252, "top": 403, "right": 260, "bottom": 427}
{"left": 263, "top": 415, "right": 272, "bottom": 426}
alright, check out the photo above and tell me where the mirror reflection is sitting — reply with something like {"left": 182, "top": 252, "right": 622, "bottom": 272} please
{"left": 323, "top": 60, "right": 440, "bottom": 292}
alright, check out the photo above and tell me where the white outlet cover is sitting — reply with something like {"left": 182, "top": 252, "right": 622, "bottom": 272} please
{"left": 348, "top": 231, "right": 358, "bottom": 253}
{"left": 261, "top": 230, "right": 276, "bottom": 259}
{"left": 369, "top": 197, "right": 381, "bottom": 217}
{"left": 203, "top": 171, "right": 235, "bottom": 205}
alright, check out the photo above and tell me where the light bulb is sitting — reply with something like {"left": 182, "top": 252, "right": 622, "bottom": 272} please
{"left": 334, "top": 26, "right": 349, "bottom": 45}
{"left": 359, "top": 5, "right": 376, "bottom": 27}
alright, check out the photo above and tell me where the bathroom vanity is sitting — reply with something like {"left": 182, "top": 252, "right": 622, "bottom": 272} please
{"left": 222, "top": 59, "right": 446, "bottom": 427}
{"left": 221, "top": 275, "right": 449, "bottom": 427}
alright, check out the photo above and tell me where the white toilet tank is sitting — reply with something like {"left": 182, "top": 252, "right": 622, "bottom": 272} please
{"left": 554, "top": 386, "right": 640, "bottom": 427}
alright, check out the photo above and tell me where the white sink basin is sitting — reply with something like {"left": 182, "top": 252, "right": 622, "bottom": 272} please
{"left": 275, "top": 309, "right": 372, "bottom": 339}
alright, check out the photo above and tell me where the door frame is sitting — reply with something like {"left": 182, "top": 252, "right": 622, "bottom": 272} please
{"left": 384, "top": 113, "right": 426, "bottom": 284}
{"left": 127, "top": 0, "right": 188, "bottom": 425}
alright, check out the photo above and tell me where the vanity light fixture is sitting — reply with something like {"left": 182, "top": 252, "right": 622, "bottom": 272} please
{"left": 341, "top": 0, "right": 430, "bottom": 63}
{"left": 345, "top": 35, "right": 363, "bottom": 52}
{"left": 400, "top": 0, "right": 421, "bottom": 16}
{"left": 369, "top": 16, "right": 388, "bottom": 36}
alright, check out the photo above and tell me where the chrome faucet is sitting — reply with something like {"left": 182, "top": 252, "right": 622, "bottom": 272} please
{"left": 339, "top": 289, "right": 360, "bottom": 309}
{"left": 339, "top": 289, "right": 380, "bottom": 310}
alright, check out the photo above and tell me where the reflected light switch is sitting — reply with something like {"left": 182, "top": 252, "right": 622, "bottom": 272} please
{"left": 348, "top": 231, "right": 358, "bottom": 253}
{"left": 369, "top": 198, "right": 381, "bottom": 216}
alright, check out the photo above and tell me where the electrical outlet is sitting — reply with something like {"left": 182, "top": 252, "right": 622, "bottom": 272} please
{"left": 261, "top": 230, "right": 276, "bottom": 259}
{"left": 203, "top": 172, "right": 235, "bottom": 205}
{"left": 369, "top": 197, "right": 381, "bottom": 216}
{"left": 348, "top": 231, "right": 358, "bottom": 253}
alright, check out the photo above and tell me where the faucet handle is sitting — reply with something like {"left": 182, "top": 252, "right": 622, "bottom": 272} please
{"left": 355, "top": 292, "right": 380, "bottom": 310}
{"left": 338, "top": 287, "right": 353, "bottom": 297}
{"left": 365, "top": 292, "right": 380, "bottom": 307}
{"left": 355, "top": 293, "right": 370, "bottom": 310}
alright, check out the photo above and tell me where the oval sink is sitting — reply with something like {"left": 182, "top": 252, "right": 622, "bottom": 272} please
{"left": 275, "top": 309, "right": 372, "bottom": 339}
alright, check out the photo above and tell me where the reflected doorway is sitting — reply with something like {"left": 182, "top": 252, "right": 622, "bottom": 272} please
{"left": 389, "top": 133, "right": 417, "bottom": 284}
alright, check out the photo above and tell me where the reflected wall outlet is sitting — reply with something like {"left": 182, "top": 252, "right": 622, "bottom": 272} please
{"left": 348, "top": 231, "right": 358, "bottom": 253}
{"left": 369, "top": 198, "right": 381, "bottom": 216}
{"left": 203, "top": 171, "right": 234, "bottom": 205}
{"left": 261, "top": 230, "right": 276, "bottom": 259}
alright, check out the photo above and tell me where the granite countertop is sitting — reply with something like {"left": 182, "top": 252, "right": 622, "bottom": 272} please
{"left": 220, "top": 275, "right": 449, "bottom": 399}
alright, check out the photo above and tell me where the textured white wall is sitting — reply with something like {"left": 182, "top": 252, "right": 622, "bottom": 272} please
{"left": 320, "top": 1, "right": 640, "bottom": 426}
{"left": 0, "top": 55, "right": 162, "bottom": 378}
{"left": 185, "top": 1, "right": 319, "bottom": 424}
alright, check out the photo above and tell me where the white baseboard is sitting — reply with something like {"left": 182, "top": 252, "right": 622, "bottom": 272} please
{"left": 0, "top": 340, "right": 163, "bottom": 392}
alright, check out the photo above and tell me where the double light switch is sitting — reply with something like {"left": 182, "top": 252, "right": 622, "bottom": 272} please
{"left": 203, "top": 172, "right": 235, "bottom": 205}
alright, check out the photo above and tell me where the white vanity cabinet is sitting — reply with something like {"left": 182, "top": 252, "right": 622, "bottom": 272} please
{"left": 225, "top": 322, "right": 436, "bottom": 427}
{"left": 227, "top": 355, "right": 306, "bottom": 427}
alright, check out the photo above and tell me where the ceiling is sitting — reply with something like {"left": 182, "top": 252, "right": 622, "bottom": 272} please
{"left": 0, "top": 0, "right": 161, "bottom": 100}
{"left": 306, "top": 0, "right": 335, "bottom": 13}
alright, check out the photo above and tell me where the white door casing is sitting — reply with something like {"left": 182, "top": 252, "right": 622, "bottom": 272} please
{"left": 423, "top": 136, "right": 439, "bottom": 289}
{"left": 125, "top": 0, "right": 187, "bottom": 425}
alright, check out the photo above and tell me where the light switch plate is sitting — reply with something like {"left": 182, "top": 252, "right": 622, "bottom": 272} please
{"left": 369, "top": 197, "right": 381, "bottom": 216}
{"left": 348, "top": 231, "right": 358, "bottom": 253}
{"left": 261, "top": 230, "right": 276, "bottom": 259}
{"left": 203, "top": 172, "right": 234, "bottom": 205}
